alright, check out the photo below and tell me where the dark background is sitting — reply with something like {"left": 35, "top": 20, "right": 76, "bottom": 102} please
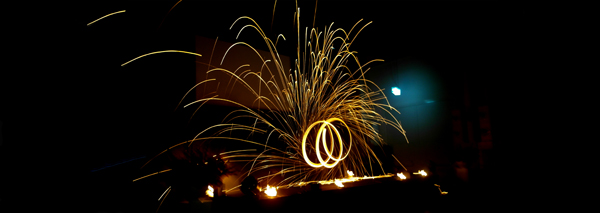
{"left": 1, "top": 0, "right": 540, "bottom": 211}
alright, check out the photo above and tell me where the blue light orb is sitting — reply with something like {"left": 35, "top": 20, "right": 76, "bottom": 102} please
{"left": 391, "top": 87, "right": 401, "bottom": 96}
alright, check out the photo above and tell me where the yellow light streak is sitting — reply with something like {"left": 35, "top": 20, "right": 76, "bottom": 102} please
{"left": 132, "top": 169, "right": 172, "bottom": 182}
{"left": 156, "top": 186, "right": 171, "bottom": 213}
{"left": 121, "top": 50, "right": 202, "bottom": 67}
{"left": 87, "top": 10, "right": 126, "bottom": 26}
{"left": 391, "top": 154, "right": 408, "bottom": 171}
{"left": 219, "top": 149, "right": 257, "bottom": 155}
{"left": 158, "top": 186, "right": 171, "bottom": 201}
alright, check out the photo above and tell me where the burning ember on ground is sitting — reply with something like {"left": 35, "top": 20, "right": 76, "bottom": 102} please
{"left": 264, "top": 185, "right": 278, "bottom": 197}
{"left": 206, "top": 185, "right": 214, "bottom": 198}
{"left": 334, "top": 179, "right": 344, "bottom": 188}
{"left": 414, "top": 170, "right": 427, "bottom": 177}
{"left": 397, "top": 172, "right": 407, "bottom": 180}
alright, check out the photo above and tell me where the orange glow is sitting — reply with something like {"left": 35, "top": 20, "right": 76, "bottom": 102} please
{"left": 397, "top": 172, "right": 406, "bottom": 180}
{"left": 206, "top": 185, "right": 214, "bottom": 197}
{"left": 301, "top": 118, "right": 352, "bottom": 168}
{"left": 347, "top": 170, "right": 354, "bottom": 177}
{"left": 264, "top": 185, "right": 277, "bottom": 197}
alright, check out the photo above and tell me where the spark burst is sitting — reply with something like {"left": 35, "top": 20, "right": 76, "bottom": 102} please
{"left": 123, "top": 1, "right": 407, "bottom": 197}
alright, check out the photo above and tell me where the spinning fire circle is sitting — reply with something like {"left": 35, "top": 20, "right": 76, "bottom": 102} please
{"left": 301, "top": 118, "right": 352, "bottom": 168}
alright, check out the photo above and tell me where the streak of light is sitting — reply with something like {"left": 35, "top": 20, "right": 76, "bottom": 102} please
{"left": 133, "top": 169, "right": 172, "bottom": 182}
{"left": 391, "top": 154, "right": 407, "bottom": 171}
{"left": 87, "top": 10, "right": 126, "bottom": 26}
{"left": 157, "top": 0, "right": 183, "bottom": 30}
{"left": 156, "top": 186, "right": 171, "bottom": 213}
{"left": 121, "top": 50, "right": 202, "bottom": 67}
{"left": 158, "top": 186, "right": 171, "bottom": 201}
{"left": 224, "top": 184, "right": 241, "bottom": 193}
{"left": 219, "top": 149, "right": 257, "bottom": 155}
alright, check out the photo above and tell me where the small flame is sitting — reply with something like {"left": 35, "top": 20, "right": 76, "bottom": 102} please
{"left": 334, "top": 179, "right": 344, "bottom": 188}
{"left": 397, "top": 172, "right": 406, "bottom": 180}
{"left": 347, "top": 170, "right": 354, "bottom": 177}
{"left": 206, "top": 185, "right": 214, "bottom": 197}
{"left": 414, "top": 170, "right": 427, "bottom": 177}
{"left": 265, "top": 184, "right": 277, "bottom": 197}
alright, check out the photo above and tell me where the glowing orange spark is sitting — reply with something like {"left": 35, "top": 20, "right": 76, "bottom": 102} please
{"left": 132, "top": 169, "right": 172, "bottom": 182}
{"left": 121, "top": 50, "right": 202, "bottom": 67}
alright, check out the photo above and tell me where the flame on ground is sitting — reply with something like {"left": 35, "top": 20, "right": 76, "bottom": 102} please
{"left": 414, "top": 170, "right": 427, "bottom": 177}
{"left": 334, "top": 179, "right": 344, "bottom": 188}
{"left": 206, "top": 185, "right": 214, "bottom": 197}
{"left": 397, "top": 172, "right": 406, "bottom": 180}
{"left": 265, "top": 185, "right": 277, "bottom": 197}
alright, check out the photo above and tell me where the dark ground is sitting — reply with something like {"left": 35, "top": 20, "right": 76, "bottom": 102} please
{"left": 81, "top": 159, "right": 505, "bottom": 213}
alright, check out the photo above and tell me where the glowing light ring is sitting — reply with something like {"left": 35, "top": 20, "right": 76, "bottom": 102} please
{"left": 302, "top": 118, "right": 352, "bottom": 168}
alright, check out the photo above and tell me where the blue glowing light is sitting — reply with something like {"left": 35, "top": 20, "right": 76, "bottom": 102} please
{"left": 392, "top": 87, "right": 401, "bottom": 96}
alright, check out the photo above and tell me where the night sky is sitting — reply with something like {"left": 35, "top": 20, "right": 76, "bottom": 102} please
{"left": 1, "top": 0, "right": 538, "bottom": 211}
